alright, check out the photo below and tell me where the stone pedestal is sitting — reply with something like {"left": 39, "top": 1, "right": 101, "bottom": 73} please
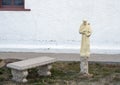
{"left": 80, "top": 57, "right": 89, "bottom": 74}
{"left": 37, "top": 64, "right": 52, "bottom": 76}
{"left": 11, "top": 69, "right": 28, "bottom": 83}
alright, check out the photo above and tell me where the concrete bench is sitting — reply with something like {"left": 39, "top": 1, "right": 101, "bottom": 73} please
{"left": 7, "top": 56, "right": 56, "bottom": 83}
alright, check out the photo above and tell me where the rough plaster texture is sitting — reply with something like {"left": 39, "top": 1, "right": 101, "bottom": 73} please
{"left": 0, "top": 0, "right": 120, "bottom": 54}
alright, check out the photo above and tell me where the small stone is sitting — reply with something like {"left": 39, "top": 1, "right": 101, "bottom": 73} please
{"left": 0, "top": 59, "right": 5, "bottom": 68}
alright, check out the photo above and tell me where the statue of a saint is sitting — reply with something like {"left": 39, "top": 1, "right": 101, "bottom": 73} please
{"left": 79, "top": 20, "right": 92, "bottom": 76}
{"left": 79, "top": 20, "right": 92, "bottom": 57}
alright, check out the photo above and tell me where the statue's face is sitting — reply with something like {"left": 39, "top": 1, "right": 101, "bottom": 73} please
{"left": 83, "top": 21, "right": 87, "bottom": 25}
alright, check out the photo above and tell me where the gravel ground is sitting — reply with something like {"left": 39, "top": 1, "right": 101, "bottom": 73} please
{"left": 0, "top": 52, "right": 120, "bottom": 63}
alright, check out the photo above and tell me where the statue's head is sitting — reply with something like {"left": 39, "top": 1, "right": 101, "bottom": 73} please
{"left": 83, "top": 19, "right": 87, "bottom": 25}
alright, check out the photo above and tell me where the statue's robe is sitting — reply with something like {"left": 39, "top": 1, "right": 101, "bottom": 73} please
{"left": 79, "top": 24, "right": 92, "bottom": 57}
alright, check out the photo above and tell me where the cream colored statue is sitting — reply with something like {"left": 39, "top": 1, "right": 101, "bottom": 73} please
{"left": 79, "top": 20, "right": 92, "bottom": 57}
{"left": 79, "top": 20, "right": 92, "bottom": 76}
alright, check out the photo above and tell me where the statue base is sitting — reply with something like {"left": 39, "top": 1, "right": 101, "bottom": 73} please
{"left": 79, "top": 73, "right": 93, "bottom": 78}
{"left": 80, "top": 57, "right": 93, "bottom": 78}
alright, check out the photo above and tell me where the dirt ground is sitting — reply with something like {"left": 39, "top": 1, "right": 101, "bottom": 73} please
{"left": 0, "top": 59, "right": 120, "bottom": 85}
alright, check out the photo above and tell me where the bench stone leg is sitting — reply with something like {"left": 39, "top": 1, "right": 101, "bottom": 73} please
{"left": 37, "top": 64, "right": 52, "bottom": 76}
{"left": 11, "top": 69, "right": 28, "bottom": 83}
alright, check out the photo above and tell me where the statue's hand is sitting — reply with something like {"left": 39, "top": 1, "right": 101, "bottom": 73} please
{"left": 85, "top": 32, "right": 91, "bottom": 37}
{"left": 85, "top": 33, "right": 91, "bottom": 37}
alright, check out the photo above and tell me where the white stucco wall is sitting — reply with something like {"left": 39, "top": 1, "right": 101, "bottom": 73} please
{"left": 0, "top": 0, "right": 120, "bottom": 54}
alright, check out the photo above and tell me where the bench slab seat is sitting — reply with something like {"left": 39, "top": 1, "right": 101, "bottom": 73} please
{"left": 7, "top": 56, "right": 56, "bottom": 83}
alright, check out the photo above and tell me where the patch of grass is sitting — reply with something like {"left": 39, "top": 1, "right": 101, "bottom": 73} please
{"left": 0, "top": 68, "right": 4, "bottom": 74}
{"left": 0, "top": 62, "right": 120, "bottom": 85}
{"left": 0, "top": 59, "right": 3, "bottom": 62}
{"left": 0, "top": 67, "right": 11, "bottom": 82}
{"left": 0, "top": 76, "right": 4, "bottom": 81}
{"left": 113, "top": 77, "right": 120, "bottom": 81}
